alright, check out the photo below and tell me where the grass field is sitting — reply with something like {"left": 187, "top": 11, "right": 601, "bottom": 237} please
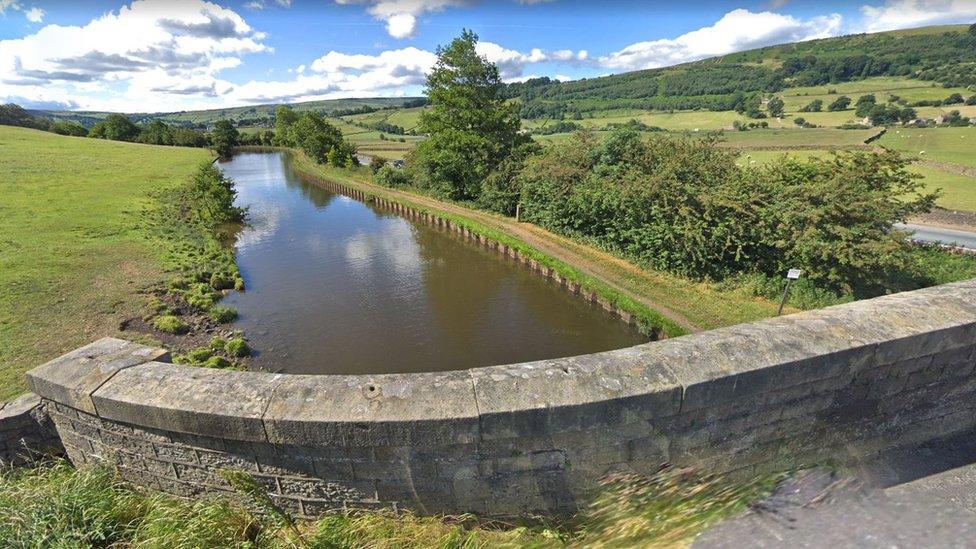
{"left": 735, "top": 149, "right": 976, "bottom": 212}
{"left": 717, "top": 128, "right": 879, "bottom": 149}
{"left": 0, "top": 126, "right": 210, "bottom": 401}
{"left": 780, "top": 76, "right": 973, "bottom": 112}
{"left": 878, "top": 126, "right": 976, "bottom": 168}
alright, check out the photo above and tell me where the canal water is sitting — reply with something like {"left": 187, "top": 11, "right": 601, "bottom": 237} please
{"left": 219, "top": 152, "right": 646, "bottom": 375}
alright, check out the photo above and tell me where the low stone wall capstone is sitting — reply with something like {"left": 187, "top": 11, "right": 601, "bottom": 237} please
{"left": 20, "top": 279, "right": 976, "bottom": 516}
{"left": 0, "top": 393, "right": 63, "bottom": 466}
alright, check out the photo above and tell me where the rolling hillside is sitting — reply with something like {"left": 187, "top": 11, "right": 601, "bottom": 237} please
{"left": 34, "top": 97, "right": 424, "bottom": 129}
{"left": 504, "top": 24, "right": 976, "bottom": 118}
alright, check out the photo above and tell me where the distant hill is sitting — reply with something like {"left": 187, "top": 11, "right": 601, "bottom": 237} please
{"left": 504, "top": 24, "right": 976, "bottom": 118}
{"left": 32, "top": 97, "right": 426, "bottom": 129}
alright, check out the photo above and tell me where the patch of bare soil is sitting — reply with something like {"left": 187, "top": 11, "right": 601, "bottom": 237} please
{"left": 119, "top": 290, "right": 251, "bottom": 368}
{"left": 912, "top": 208, "right": 976, "bottom": 232}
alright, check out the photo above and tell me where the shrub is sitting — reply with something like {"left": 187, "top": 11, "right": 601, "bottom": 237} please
{"left": 369, "top": 155, "right": 388, "bottom": 173}
{"left": 153, "top": 315, "right": 189, "bottom": 334}
{"left": 209, "top": 305, "right": 238, "bottom": 323}
{"left": 224, "top": 337, "right": 252, "bottom": 358}
{"left": 373, "top": 165, "right": 411, "bottom": 187}
{"left": 516, "top": 129, "right": 939, "bottom": 297}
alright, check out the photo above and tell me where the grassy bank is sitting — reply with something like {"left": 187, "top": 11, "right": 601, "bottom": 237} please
{"left": 0, "top": 460, "right": 783, "bottom": 548}
{"left": 0, "top": 126, "right": 211, "bottom": 401}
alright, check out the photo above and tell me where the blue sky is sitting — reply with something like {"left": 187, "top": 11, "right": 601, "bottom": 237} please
{"left": 1, "top": 0, "right": 974, "bottom": 112}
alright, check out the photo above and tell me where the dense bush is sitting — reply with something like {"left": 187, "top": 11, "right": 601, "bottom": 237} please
{"left": 516, "top": 128, "right": 939, "bottom": 297}
{"left": 89, "top": 114, "right": 140, "bottom": 141}
{"left": 373, "top": 165, "right": 412, "bottom": 187}
{"left": 273, "top": 106, "right": 356, "bottom": 166}
{"left": 183, "top": 163, "right": 245, "bottom": 230}
{"left": 50, "top": 120, "right": 88, "bottom": 136}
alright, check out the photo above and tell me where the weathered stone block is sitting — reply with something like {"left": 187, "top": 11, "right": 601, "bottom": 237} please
{"left": 264, "top": 371, "right": 480, "bottom": 447}
{"left": 26, "top": 338, "right": 169, "bottom": 414}
{"left": 92, "top": 363, "right": 284, "bottom": 442}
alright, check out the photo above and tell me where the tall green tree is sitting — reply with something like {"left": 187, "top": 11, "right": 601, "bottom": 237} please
{"left": 89, "top": 114, "right": 139, "bottom": 141}
{"left": 273, "top": 105, "right": 299, "bottom": 146}
{"left": 290, "top": 111, "right": 343, "bottom": 163}
{"left": 210, "top": 119, "right": 239, "bottom": 159}
{"left": 767, "top": 97, "right": 785, "bottom": 117}
{"left": 412, "top": 29, "right": 527, "bottom": 200}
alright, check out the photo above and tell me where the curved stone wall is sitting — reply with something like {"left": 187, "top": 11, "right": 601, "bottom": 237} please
{"left": 25, "top": 279, "right": 976, "bottom": 516}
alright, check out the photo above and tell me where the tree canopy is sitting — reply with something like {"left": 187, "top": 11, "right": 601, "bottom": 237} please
{"left": 411, "top": 29, "right": 529, "bottom": 200}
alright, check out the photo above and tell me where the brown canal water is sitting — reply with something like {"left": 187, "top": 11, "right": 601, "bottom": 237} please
{"left": 219, "top": 152, "right": 647, "bottom": 375}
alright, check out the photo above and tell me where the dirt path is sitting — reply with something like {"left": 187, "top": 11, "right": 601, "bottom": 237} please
{"left": 321, "top": 171, "right": 703, "bottom": 333}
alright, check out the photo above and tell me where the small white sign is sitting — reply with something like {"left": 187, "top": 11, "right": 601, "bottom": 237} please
{"left": 787, "top": 268, "right": 802, "bottom": 280}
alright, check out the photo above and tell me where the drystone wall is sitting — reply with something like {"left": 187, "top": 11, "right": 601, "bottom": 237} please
{"left": 22, "top": 279, "right": 976, "bottom": 517}
{"left": 0, "top": 393, "right": 63, "bottom": 465}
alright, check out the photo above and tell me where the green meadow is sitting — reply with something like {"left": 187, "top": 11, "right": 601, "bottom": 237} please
{"left": 735, "top": 149, "right": 976, "bottom": 212}
{"left": 0, "top": 126, "right": 210, "bottom": 401}
{"left": 878, "top": 126, "right": 976, "bottom": 168}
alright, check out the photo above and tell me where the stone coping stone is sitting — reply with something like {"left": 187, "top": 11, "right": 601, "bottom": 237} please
{"left": 264, "top": 371, "right": 480, "bottom": 447}
{"left": 0, "top": 393, "right": 42, "bottom": 421}
{"left": 92, "top": 363, "right": 287, "bottom": 442}
{"left": 26, "top": 338, "right": 170, "bottom": 414}
{"left": 24, "top": 279, "right": 976, "bottom": 445}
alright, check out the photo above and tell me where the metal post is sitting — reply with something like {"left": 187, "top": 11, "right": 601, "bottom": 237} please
{"left": 777, "top": 279, "right": 793, "bottom": 316}
{"left": 778, "top": 268, "right": 802, "bottom": 316}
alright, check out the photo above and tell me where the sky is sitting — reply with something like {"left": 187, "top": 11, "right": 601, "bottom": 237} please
{"left": 0, "top": 0, "right": 974, "bottom": 112}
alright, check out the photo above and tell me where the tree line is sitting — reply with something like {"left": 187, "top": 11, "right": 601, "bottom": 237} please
{"left": 371, "top": 30, "right": 972, "bottom": 304}
{"left": 0, "top": 103, "right": 358, "bottom": 164}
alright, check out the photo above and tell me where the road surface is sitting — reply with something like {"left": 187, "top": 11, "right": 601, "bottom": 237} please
{"left": 897, "top": 223, "right": 976, "bottom": 251}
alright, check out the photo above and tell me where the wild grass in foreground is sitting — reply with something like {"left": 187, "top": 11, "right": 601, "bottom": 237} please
{"left": 0, "top": 460, "right": 783, "bottom": 548}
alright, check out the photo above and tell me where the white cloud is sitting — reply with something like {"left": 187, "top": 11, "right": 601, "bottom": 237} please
{"left": 0, "top": 0, "right": 269, "bottom": 111}
{"left": 384, "top": 13, "right": 417, "bottom": 38}
{"left": 244, "top": 0, "right": 291, "bottom": 9}
{"left": 859, "top": 0, "right": 976, "bottom": 32}
{"left": 335, "top": 0, "right": 473, "bottom": 38}
{"left": 476, "top": 41, "right": 586, "bottom": 79}
{"left": 599, "top": 8, "right": 843, "bottom": 71}
{"left": 23, "top": 6, "right": 41, "bottom": 22}
{"left": 229, "top": 46, "right": 438, "bottom": 103}
{"left": 1, "top": 0, "right": 43, "bottom": 23}
{"left": 227, "top": 40, "right": 583, "bottom": 103}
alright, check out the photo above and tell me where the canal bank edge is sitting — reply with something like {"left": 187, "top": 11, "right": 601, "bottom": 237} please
{"left": 266, "top": 147, "right": 690, "bottom": 338}
{"left": 13, "top": 277, "right": 976, "bottom": 516}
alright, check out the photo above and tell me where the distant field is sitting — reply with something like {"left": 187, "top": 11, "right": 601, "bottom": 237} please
{"left": 780, "top": 76, "right": 973, "bottom": 112}
{"left": 524, "top": 109, "right": 746, "bottom": 132}
{"left": 878, "top": 126, "right": 976, "bottom": 168}
{"left": 717, "top": 128, "right": 879, "bottom": 149}
{"left": 0, "top": 126, "right": 210, "bottom": 400}
{"left": 735, "top": 148, "right": 976, "bottom": 212}
{"left": 343, "top": 107, "right": 425, "bottom": 131}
